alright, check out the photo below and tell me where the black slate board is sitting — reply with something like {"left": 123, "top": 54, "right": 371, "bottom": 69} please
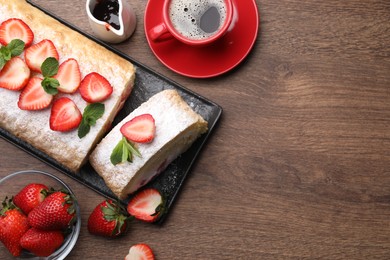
{"left": 0, "top": 1, "right": 222, "bottom": 223}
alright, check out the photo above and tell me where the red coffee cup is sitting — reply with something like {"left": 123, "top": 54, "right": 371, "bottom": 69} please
{"left": 149, "top": 0, "right": 233, "bottom": 46}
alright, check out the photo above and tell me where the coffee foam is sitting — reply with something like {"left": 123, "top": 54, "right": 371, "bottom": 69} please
{"left": 169, "top": 0, "right": 227, "bottom": 40}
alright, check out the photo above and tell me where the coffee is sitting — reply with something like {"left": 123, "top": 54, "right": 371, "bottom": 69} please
{"left": 169, "top": 0, "right": 227, "bottom": 40}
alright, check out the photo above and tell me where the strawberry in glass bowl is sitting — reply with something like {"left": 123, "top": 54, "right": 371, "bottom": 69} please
{"left": 0, "top": 170, "right": 81, "bottom": 259}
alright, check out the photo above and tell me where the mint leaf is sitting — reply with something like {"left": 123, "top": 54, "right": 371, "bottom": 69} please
{"left": 41, "top": 57, "right": 59, "bottom": 77}
{"left": 42, "top": 77, "right": 59, "bottom": 95}
{"left": 0, "top": 39, "right": 25, "bottom": 70}
{"left": 122, "top": 141, "right": 130, "bottom": 163}
{"left": 110, "top": 138, "right": 126, "bottom": 165}
{"left": 124, "top": 138, "right": 141, "bottom": 158}
{"left": 84, "top": 103, "right": 105, "bottom": 125}
{"left": 7, "top": 39, "right": 25, "bottom": 57}
{"left": 110, "top": 137, "right": 142, "bottom": 165}
{"left": 77, "top": 119, "right": 91, "bottom": 139}
{"left": 0, "top": 56, "right": 5, "bottom": 70}
{"left": 78, "top": 103, "right": 105, "bottom": 138}
{"left": 0, "top": 46, "right": 11, "bottom": 61}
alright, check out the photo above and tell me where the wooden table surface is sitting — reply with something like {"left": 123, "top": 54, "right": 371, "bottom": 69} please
{"left": 1, "top": 0, "right": 390, "bottom": 259}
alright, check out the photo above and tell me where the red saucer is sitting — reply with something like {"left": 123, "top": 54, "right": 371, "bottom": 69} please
{"left": 144, "top": 0, "right": 260, "bottom": 78}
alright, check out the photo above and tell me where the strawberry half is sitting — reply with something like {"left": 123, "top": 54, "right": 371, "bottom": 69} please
{"left": 0, "top": 197, "right": 30, "bottom": 257}
{"left": 28, "top": 191, "right": 76, "bottom": 231}
{"left": 25, "top": 39, "right": 59, "bottom": 73}
{"left": 20, "top": 228, "right": 64, "bottom": 257}
{"left": 54, "top": 58, "right": 81, "bottom": 93}
{"left": 126, "top": 188, "right": 165, "bottom": 223}
{"left": 87, "top": 200, "right": 129, "bottom": 238}
{"left": 0, "top": 18, "right": 34, "bottom": 47}
{"left": 120, "top": 114, "right": 156, "bottom": 143}
{"left": 18, "top": 77, "right": 53, "bottom": 110}
{"left": 13, "top": 183, "right": 49, "bottom": 215}
{"left": 125, "top": 243, "right": 155, "bottom": 260}
{"left": 50, "top": 97, "right": 82, "bottom": 132}
{"left": 79, "top": 72, "right": 113, "bottom": 103}
{"left": 0, "top": 57, "right": 30, "bottom": 91}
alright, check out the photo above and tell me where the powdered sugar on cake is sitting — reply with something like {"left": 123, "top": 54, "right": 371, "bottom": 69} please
{"left": 0, "top": 1, "right": 135, "bottom": 171}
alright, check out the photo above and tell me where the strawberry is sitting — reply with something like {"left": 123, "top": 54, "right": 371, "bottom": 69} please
{"left": 0, "top": 56, "right": 30, "bottom": 90}
{"left": 0, "top": 18, "right": 34, "bottom": 47}
{"left": 120, "top": 114, "right": 156, "bottom": 143}
{"left": 25, "top": 39, "right": 59, "bottom": 73}
{"left": 13, "top": 183, "right": 49, "bottom": 215}
{"left": 125, "top": 243, "right": 155, "bottom": 260}
{"left": 18, "top": 77, "right": 53, "bottom": 110}
{"left": 20, "top": 228, "right": 64, "bottom": 257}
{"left": 28, "top": 191, "right": 76, "bottom": 231}
{"left": 79, "top": 72, "right": 113, "bottom": 103}
{"left": 0, "top": 197, "right": 30, "bottom": 257}
{"left": 49, "top": 97, "right": 82, "bottom": 132}
{"left": 126, "top": 188, "right": 165, "bottom": 223}
{"left": 54, "top": 58, "right": 81, "bottom": 93}
{"left": 88, "top": 200, "right": 129, "bottom": 238}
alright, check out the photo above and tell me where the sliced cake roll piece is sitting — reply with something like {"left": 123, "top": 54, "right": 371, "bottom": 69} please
{"left": 90, "top": 89, "right": 208, "bottom": 199}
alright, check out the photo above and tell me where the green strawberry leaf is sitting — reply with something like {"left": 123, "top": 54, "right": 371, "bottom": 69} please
{"left": 78, "top": 103, "right": 105, "bottom": 138}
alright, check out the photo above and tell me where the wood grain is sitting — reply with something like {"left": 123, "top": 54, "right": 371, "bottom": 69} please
{"left": 1, "top": 0, "right": 389, "bottom": 259}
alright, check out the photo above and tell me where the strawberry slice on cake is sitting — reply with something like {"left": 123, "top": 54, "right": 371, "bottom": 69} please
{"left": 54, "top": 58, "right": 81, "bottom": 94}
{"left": 79, "top": 72, "right": 113, "bottom": 103}
{"left": 0, "top": 57, "right": 30, "bottom": 90}
{"left": 49, "top": 97, "right": 82, "bottom": 132}
{"left": 25, "top": 39, "right": 59, "bottom": 73}
{"left": 0, "top": 18, "right": 34, "bottom": 47}
{"left": 18, "top": 77, "right": 53, "bottom": 110}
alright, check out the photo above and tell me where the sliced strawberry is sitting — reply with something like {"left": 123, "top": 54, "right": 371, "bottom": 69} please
{"left": 79, "top": 72, "right": 113, "bottom": 103}
{"left": 120, "top": 114, "right": 156, "bottom": 143}
{"left": 25, "top": 39, "right": 59, "bottom": 73}
{"left": 49, "top": 97, "right": 82, "bottom": 132}
{"left": 0, "top": 57, "right": 30, "bottom": 90}
{"left": 54, "top": 58, "right": 81, "bottom": 93}
{"left": 126, "top": 188, "right": 164, "bottom": 223}
{"left": 125, "top": 243, "right": 155, "bottom": 260}
{"left": 18, "top": 77, "right": 53, "bottom": 110}
{"left": 0, "top": 18, "right": 34, "bottom": 47}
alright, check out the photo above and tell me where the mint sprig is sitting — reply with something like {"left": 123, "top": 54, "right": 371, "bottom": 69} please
{"left": 0, "top": 39, "right": 25, "bottom": 70}
{"left": 41, "top": 57, "right": 60, "bottom": 95}
{"left": 78, "top": 103, "right": 105, "bottom": 138}
{"left": 110, "top": 137, "right": 141, "bottom": 165}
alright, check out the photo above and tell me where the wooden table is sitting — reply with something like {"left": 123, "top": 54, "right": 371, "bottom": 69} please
{"left": 1, "top": 0, "right": 389, "bottom": 259}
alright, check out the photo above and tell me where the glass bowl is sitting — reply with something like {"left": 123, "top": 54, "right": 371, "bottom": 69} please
{"left": 0, "top": 170, "right": 81, "bottom": 260}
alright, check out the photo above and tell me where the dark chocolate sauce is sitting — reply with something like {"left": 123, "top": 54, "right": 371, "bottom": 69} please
{"left": 92, "top": 0, "right": 120, "bottom": 30}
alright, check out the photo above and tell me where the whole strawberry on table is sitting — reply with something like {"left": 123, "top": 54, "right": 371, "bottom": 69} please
{"left": 0, "top": 183, "right": 77, "bottom": 257}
